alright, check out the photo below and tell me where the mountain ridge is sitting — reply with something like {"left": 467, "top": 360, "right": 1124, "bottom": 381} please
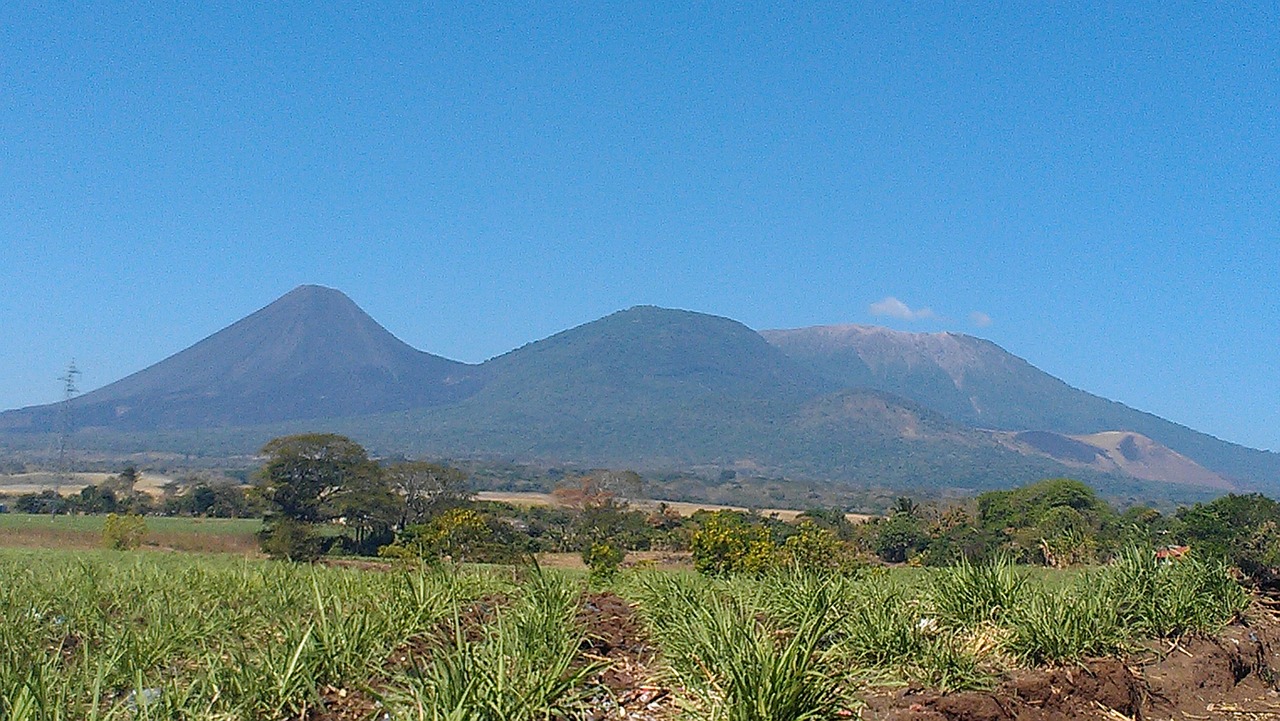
{"left": 761, "top": 324, "right": 1280, "bottom": 489}
{"left": 2, "top": 287, "right": 1275, "bottom": 497}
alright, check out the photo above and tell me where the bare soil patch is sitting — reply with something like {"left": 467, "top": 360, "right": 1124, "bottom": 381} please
{"left": 859, "top": 604, "right": 1280, "bottom": 720}
{"left": 576, "top": 591, "right": 676, "bottom": 720}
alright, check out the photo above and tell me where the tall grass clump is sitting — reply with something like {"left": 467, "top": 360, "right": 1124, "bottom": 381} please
{"left": 1098, "top": 546, "right": 1248, "bottom": 638}
{"left": 1004, "top": 587, "right": 1128, "bottom": 665}
{"left": 633, "top": 573, "right": 851, "bottom": 721}
{"left": 382, "top": 569, "right": 599, "bottom": 721}
{"left": 832, "top": 572, "right": 990, "bottom": 691}
{"left": 930, "top": 555, "right": 1028, "bottom": 629}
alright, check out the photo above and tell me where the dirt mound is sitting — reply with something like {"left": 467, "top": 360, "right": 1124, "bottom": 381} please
{"left": 308, "top": 685, "right": 382, "bottom": 721}
{"left": 861, "top": 607, "right": 1280, "bottom": 720}
{"left": 577, "top": 592, "right": 674, "bottom": 720}
{"left": 1141, "top": 619, "right": 1280, "bottom": 720}
{"left": 862, "top": 659, "right": 1144, "bottom": 721}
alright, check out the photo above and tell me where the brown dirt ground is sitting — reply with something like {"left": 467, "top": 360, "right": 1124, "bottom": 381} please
{"left": 535, "top": 550, "right": 694, "bottom": 572}
{"left": 859, "top": 602, "right": 1280, "bottom": 721}
{"left": 577, "top": 591, "right": 678, "bottom": 720}
{"left": 473, "top": 491, "right": 874, "bottom": 523}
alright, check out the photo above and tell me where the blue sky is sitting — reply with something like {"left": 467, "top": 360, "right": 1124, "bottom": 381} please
{"left": 2, "top": 2, "right": 1276, "bottom": 451}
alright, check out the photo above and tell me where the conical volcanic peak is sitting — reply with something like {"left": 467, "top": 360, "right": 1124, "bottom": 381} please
{"left": 1, "top": 285, "right": 480, "bottom": 431}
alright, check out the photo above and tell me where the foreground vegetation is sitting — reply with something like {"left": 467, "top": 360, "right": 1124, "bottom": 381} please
{"left": 1, "top": 433, "right": 1274, "bottom": 718}
{"left": 0, "top": 545, "right": 1252, "bottom": 720}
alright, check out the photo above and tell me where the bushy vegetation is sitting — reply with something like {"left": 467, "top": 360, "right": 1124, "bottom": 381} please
{"left": 8, "top": 436, "right": 1280, "bottom": 596}
{"left": 100, "top": 514, "right": 147, "bottom": 550}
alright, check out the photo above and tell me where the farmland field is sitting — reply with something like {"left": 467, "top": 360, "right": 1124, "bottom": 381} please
{"left": 0, "top": 548, "right": 1274, "bottom": 720}
{"left": 0, "top": 514, "right": 260, "bottom": 554}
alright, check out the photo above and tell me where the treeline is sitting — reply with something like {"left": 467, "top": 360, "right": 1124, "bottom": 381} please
{"left": 245, "top": 434, "right": 1280, "bottom": 588}
{"left": 0, "top": 465, "right": 259, "bottom": 518}
{"left": 6, "top": 433, "right": 1279, "bottom": 588}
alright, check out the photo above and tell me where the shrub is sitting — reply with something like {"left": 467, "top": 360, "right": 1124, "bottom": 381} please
{"left": 102, "top": 513, "right": 148, "bottom": 550}
{"left": 381, "top": 507, "right": 528, "bottom": 564}
{"left": 258, "top": 518, "right": 324, "bottom": 562}
{"left": 582, "top": 541, "right": 624, "bottom": 581}
{"left": 781, "top": 521, "right": 858, "bottom": 574}
{"left": 691, "top": 511, "right": 777, "bottom": 577}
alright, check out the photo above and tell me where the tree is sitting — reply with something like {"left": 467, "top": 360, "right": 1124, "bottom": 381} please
{"left": 255, "top": 434, "right": 384, "bottom": 560}
{"left": 781, "top": 521, "right": 855, "bottom": 573}
{"left": 117, "top": 465, "right": 140, "bottom": 496}
{"left": 381, "top": 507, "right": 526, "bottom": 564}
{"left": 333, "top": 477, "right": 403, "bottom": 555}
{"left": 873, "top": 514, "right": 926, "bottom": 564}
{"left": 891, "top": 496, "right": 921, "bottom": 519}
{"left": 77, "top": 485, "right": 119, "bottom": 514}
{"left": 384, "top": 461, "right": 470, "bottom": 527}
{"left": 257, "top": 434, "right": 379, "bottom": 524}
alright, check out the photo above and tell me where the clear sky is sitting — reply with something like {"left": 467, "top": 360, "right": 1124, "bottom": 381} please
{"left": 2, "top": 2, "right": 1276, "bottom": 451}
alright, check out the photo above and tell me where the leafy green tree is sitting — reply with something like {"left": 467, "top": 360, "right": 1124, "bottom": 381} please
{"left": 796, "top": 507, "right": 857, "bottom": 541}
{"left": 257, "top": 434, "right": 379, "bottom": 523}
{"left": 382, "top": 507, "right": 527, "bottom": 563}
{"left": 255, "top": 433, "right": 388, "bottom": 560}
{"left": 77, "top": 485, "right": 119, "bottom": 514}
{"left": 873, "top": 513, "right": 926, "bottom": 563}
{"left": 14, "top": 490, "right": 67, "bottom": 515}
{"left": 1175, "top": 493, "right": 1280, "bottom": 588}
{"left": 334, "top": 478, "right": 403, "bottom": 555}
{"left": 891, "top": 496, "right": 921, "bottom": 518}
{"left": 978, "top": 478, "right": 1106, "bottom": 532}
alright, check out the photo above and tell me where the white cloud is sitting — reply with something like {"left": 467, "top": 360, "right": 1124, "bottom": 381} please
{"left": 869, "top": 297, "right": 935, "bottom": 321}
{"left": 969, "top": 311, "right": 992, "bottom": 327}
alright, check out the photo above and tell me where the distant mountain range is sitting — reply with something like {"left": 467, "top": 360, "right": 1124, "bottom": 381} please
{"left": 2, "top": 285, "right": 1276, "bottom": 497}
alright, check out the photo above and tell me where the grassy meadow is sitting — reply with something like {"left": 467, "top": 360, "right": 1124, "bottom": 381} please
{"left": 0, "top": 546, "right": 1251, "bottom": 720}
{"left": 0, "top": 514, "right": 260, "bottom": 554}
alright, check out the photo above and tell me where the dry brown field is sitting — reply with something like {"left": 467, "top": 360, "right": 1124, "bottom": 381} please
{"left": 475, "top": 490, "right": 873, "bottom": 523}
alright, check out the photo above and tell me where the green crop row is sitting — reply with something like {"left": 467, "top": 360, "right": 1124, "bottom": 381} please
{"left": 0, "top": 548, "right": 1252, "bottom": 720}
{"left": 626, "top": 551, "right": 1249, "bottom": 718}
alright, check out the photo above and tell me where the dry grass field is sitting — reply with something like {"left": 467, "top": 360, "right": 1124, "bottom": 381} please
{"left": 0, "top": 471, "right": 174, "bottom": 496}
{"left": 475, "top": 490, "right": 873, "bottom": 523}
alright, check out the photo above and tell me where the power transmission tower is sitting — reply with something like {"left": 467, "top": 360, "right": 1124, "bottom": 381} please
{"left": 54, "top": 360, "right": 81, "bottom": 497}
